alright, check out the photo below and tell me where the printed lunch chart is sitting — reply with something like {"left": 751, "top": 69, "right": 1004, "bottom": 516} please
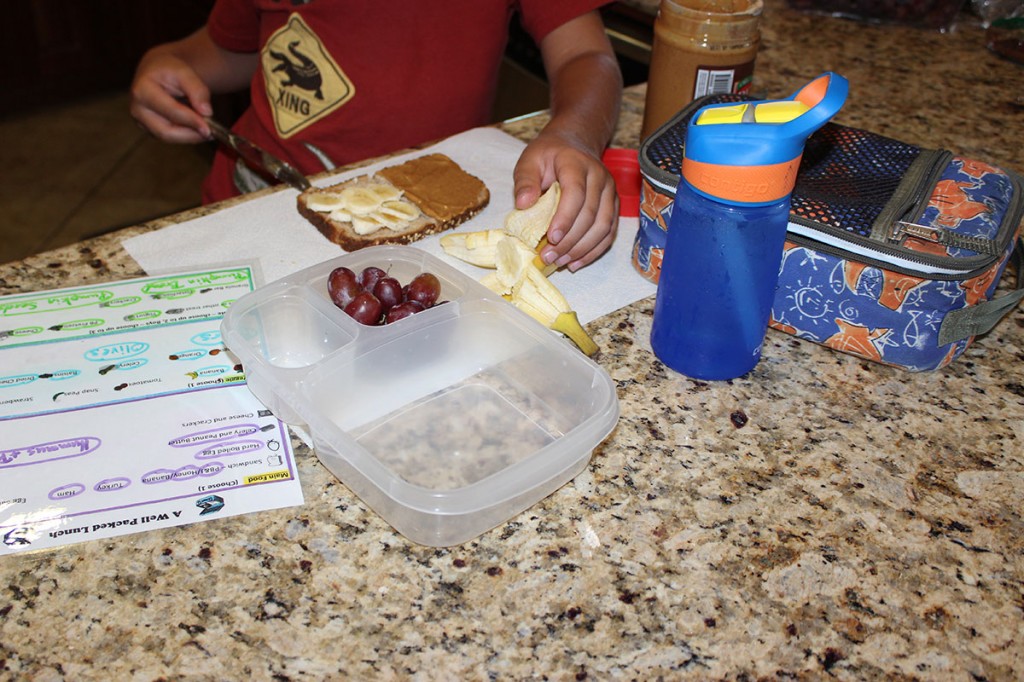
{"left": 0, "top": 267, "right": 303, "bottom": 554}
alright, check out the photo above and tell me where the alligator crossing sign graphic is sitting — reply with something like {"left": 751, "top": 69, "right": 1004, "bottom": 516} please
{"left": 261, "top": 14, "right": 355, "bottom": 139}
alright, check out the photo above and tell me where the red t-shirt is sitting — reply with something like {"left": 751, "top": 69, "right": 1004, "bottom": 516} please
{"left": 203, "top": 0, "right": 609, "bottom": 203}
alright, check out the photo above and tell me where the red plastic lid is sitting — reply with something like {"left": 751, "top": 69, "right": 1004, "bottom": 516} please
{"left": 602, "top": 148, "right": 641, "bottom": 217}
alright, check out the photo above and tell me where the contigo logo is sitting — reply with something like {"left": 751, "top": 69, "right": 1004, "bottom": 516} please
{"left": 699, "top": 173, "right": 771, "bottom": 197}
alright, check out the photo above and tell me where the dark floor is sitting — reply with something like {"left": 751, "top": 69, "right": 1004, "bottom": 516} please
{"left": 0, "top": 91, "right": 213, "bottom": 266}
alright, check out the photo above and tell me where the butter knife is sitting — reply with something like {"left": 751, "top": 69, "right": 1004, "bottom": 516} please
{"left": 204, "top": 117, "right": 311, "bottom": 192}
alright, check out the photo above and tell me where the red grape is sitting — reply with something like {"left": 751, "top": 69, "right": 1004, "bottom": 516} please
{"left": 327, "top": 267, "right": 359, "bottom": 309}
{"left": 373, "top": 277, "right": 403, "bottom": 312}
{"left": 344, "top": 291, "right": 383, "bottom": 325}
{"left": 385, "top": 300, "right": 425, "bottom": 324}
{"left": 358, "top": 266, "right": 388, "bottom": 292}
{"left": 329, "top": 264, "right": 446, "bottom": 326}
{"left": 405, "top": 273, "right": 441, "bottom": 308}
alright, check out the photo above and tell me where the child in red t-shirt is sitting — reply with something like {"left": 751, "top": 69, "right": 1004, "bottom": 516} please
{"left": 130, "top": 0, "right": 623, "bottom": 271}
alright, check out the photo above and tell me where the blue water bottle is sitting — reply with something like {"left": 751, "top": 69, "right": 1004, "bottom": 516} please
{"left": 650, "top": 72, "right": 848, "bottom": 380}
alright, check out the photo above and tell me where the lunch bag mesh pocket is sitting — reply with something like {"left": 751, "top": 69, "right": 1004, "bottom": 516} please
{"left": 643, "top": 94, "right": 924, "bottom": 238}
{"left": 793, "top": 126, "right": 922, "bottom": 237}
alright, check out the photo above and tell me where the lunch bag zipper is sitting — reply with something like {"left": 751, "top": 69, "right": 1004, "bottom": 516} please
{"left": 870, "top": 149, "right": 952, "bottom": 242}
{"left": 789, "top": 150, "right": 1024, "bottom": 278}
{"left": 877, "top": 149, "right": 1007, "bottom": 257}
{"left": 783, "top": 227, "right": 978, "bottom": 279}
{"left": 789, "top": 149, "right": 964, "bottom": 273}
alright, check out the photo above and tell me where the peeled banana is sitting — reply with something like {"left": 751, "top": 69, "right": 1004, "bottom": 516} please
{"left": 378, "top": 199, "right": 420, "bottom": 222}
{"left": 328, "top": 207, "right": 353, "bottom": 223}
{"left": 351, "top": 215, "right": 384, "bottom": 235}
{"left": 504, "top": 182, "right": 560, "bottom": 248}
{"left": 368, "top": 183, "right": 404, "bottom": 202}
{"left": 339, "top": 186, "right": 383, "bottom": 215}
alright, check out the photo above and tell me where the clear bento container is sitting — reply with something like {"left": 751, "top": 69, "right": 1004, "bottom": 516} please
{"left": 220, "top": 245, "right": 619, "bottom": 546}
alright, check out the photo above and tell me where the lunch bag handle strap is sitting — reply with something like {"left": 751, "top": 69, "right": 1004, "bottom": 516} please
{"left": 939, "top": 237, "right": 1024, "bottom": 346}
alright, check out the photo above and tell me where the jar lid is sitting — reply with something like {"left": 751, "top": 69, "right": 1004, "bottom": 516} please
{"left": 662, "top": 0, "right": 763, "bottom": 19}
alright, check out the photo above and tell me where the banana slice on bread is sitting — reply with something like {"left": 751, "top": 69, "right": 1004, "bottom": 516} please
{"left": 339, "top": 186, "right": 389, "bottom": 216}
{"left": 306, "top": 182, "right": 421, "bottom": 230}
{"left": 297, "top": 153, "right": 489, "bottom": 251}
{"left": 303, "top": 193, "right": 348, "bottom": 213}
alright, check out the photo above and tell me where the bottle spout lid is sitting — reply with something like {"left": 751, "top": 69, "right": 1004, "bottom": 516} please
{"left": 682, "top": 72, "right": 849, "bottom": 205}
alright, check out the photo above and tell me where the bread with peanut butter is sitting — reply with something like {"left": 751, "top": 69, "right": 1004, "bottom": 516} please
{"left": 297, "top": 153, "right": 490, "bottom": 251}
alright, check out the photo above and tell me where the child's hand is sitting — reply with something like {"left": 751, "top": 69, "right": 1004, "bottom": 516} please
{"left": 513, "top": 130, "right": 618, "bottom": 272}
{"left": 130, "top": 48, "right": 213, "bottom": 144}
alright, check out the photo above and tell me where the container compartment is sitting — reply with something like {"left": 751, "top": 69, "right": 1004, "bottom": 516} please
{"left": 308, "top": 244, "right": 474, "bottom": 315}
{"left": 228, "top": 287, "right": 356, "bottom": 370}
{"left": 354, "top": 382, "right": 555, "bottom": 490}
{"left": 302, "top": 301, "right": 545, "bottom": 433}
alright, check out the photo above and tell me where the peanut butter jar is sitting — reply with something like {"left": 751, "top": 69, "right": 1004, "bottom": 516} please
{"left": 641, "top": 0, "right": 762, "bottom": 141}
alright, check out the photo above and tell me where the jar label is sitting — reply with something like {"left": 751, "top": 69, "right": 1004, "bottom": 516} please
{"left": 692, "top": 61, "right": 756, "bottom": 98}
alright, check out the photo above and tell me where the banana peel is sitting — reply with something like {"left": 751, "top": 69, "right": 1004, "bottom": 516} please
{"left": 511, "top": 265, "right": 598, "bottom": 356}
{"left": 479, "top": 271, "right": 509, "bottom": 296}
{"left": 441, "top": 181, "right": 596, "bottom": 356}
{"left": 496, "top": 235, "right": 547, "bottom": 290}
{"left": 532, "top": 237, "right": 557, "bottom": 277}
{"left": 439, "top": 229, "right": 505, "bottom": 268}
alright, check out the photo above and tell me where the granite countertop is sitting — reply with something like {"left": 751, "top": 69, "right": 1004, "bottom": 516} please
{"left": 2, "top": 1, "right": 1022, "bottom": 679}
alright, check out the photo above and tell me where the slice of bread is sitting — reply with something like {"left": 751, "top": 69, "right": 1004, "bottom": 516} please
{"left": 297, "top": 153, "right": 490, "bottom": 251}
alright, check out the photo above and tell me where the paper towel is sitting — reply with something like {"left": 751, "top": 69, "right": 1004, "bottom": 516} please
{"left": 122, "top": 127, "right": 656, "bottom": 324}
